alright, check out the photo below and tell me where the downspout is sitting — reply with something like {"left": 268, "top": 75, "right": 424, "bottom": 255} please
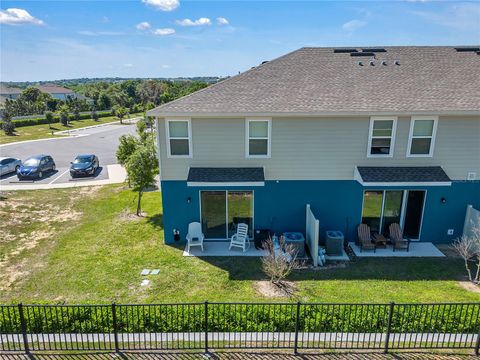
{"left": 155, "top": 117, "right": 162, "bottom": 190}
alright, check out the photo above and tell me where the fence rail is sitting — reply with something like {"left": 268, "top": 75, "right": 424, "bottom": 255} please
{"left": 1, "top": 302, "right": 479, "bottom": 354}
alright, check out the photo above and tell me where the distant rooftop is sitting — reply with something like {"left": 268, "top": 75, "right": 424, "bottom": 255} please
{"left": 0, "top": 85, "right": 23, "bottom": 95}
{"left": 34, "top": 84, "right": 74, "bottom": 94}
{"left": 149, "top": 46, "right": 480, "bottom": 116}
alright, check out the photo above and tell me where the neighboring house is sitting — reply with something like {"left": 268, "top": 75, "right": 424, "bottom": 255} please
{"left": 34, "top": 84, "right": 86, "bottom": 101}
{"left": 147, "top": 46, "right": 480, "bottom": 245}
{"left": 0, "top": 85, "right": 23, "bottom": 107}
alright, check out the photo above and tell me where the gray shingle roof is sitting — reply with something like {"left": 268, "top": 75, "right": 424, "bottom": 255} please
{"left": 149, "top": 46, "right": 480, "bottom": 115}
{"left": 187, "top": 167, "right": 264, "bottom": 182}
{"left": 357, "top": 166, "right": 451, "bottom": 183}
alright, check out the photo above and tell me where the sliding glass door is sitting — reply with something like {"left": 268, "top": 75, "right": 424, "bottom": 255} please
{"left": 200, "top": 190, "right": 253, "bottom": 239}
{"left": 361, "top": 190, "right": 424, "bottom": 239}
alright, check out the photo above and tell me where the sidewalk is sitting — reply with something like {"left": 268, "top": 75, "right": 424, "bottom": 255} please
{"left": 0, "top": 164, "right": 126, "bottom": 191}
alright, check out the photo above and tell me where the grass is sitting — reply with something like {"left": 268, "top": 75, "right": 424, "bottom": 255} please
{"left": 0, "top": 185, "right": 478, "bottom": 304}
{"left": 0, "top": 113, "right": 142, "bottom": 145}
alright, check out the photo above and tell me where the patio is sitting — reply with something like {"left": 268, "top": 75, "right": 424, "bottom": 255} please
{"left": 349, "top": 242, "right": 445, "bottom": 258}
{"left": 183, "top": 241, "right": 268, "bottom": 257}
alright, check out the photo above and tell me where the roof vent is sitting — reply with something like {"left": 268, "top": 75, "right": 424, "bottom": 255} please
{"left": 261, "top": 61, "right": 269, "bottom": 65}
{"left": 381, "top": 60, "right": 388, "bottom": 66}
{"left": 334, "top": 48, "right": 358, "bottom": 53}
{"left": 351, "top": 52, "right": 375, "bottom": 57}
{"left": 362, "top": 48, "right": 386, "bottom": 53}
{"left": 455, "top": 47, "right": 480, "bottom": 52}
{"left": 358, "top": 61, "right": 364, "bottom": 66}
{"left": 394, "top": 60, "right": 401, "bottom": 65}
{"left": 369, "top": 60, "right": 375, "bottom": 66}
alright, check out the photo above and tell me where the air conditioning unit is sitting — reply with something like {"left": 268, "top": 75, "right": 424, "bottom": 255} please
{"left": 467, "top": 172, "right": 477, "bottom": 181}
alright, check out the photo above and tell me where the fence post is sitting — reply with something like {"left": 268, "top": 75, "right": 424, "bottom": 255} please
{"left": 18, "top": 303, "right": 30, "bottom": 354}
{"left": 111, "top": 302, "right": 119, "bottom": 353}
{"left": 475, "top": 324, "right": 480, "bottom": 356}
{"left": 384, "top": 302, "right": 395, "bottom": 354}
{"left": 294, "top": 301, "right": 301, "bottom": 355}
{"left": 204, "top": 301, "right": 209, "bottom": 354}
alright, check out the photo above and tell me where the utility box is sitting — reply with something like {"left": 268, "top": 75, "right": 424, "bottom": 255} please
{"left": 325, "top": 231, "right": 344, "bottom": 256}
{"left": 283, "top": 232, "right": 306, "bottom": 258}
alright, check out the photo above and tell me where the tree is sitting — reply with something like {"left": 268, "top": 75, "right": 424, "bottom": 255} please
{"left": 1, "top": 111, "right": 15, "bottom": 135}
{"left": 45, "top": 111, "right": 54, "bottom": 129}
{"left": 261, "top": 236, "right": 299, "bottom": 287}
{"left": 21, "top": 87, "right": 42, "bottom": 103}
{"left": 115, "top": 106, "right": 127, "bottom": 124}
{"left": 91, "top": 109, "right": 99, "bottom": 121}
{"left": 452, "top": 225, "right": 480, "bottom": 284}
{"left": 116, "top": 135, "right": 138, "bottom": 167}
{"left": 58, "top": 105, "right": 70, "bottom": 126}
{"left": 126, "top": 144, "right": 158, "bottom": 216}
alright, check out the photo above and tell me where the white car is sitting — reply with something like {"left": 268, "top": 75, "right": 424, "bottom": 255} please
{"left": 0, "top": 157, "right": 22, "bottom": 176}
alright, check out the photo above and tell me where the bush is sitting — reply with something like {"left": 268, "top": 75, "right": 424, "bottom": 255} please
{"left": 11, "top": 111, "right": 112, "bottom": 127}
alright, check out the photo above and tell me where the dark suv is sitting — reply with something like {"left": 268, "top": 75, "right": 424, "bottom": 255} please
{"left": 17, "top": 155, "right": 56, "bottom": 180}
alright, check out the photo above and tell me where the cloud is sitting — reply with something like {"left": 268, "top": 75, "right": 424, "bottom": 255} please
{"left": 136, "top": 21, "right": 151, "bottom": 30}
{"left": 142, "top": 0, "right": 179, "bottom": 11}
{"left": 161, "top": 64, "right": 171, "bottom": 69}
{"left": 0, "top": 8, "right": 44, "bottom": 26}
{"left": 78, "top": 31, "right": 124, "bottom": 36}
{"left": 412, "top": 3, "right": 480, "bottom": 30}
{"left": 152, "top": 28, "right": 175, "bottom": 36}
{"left": 216, "top": 17, "right": 229, "bottom": 25}
{"left": 176, "top": 17, "right": 211, "bottom": 26}
{"left": 342, "top": 19, "right": 367, "bottom": 33}
{"left": 123, "top": 63, "right": 133, "bottom": 68}
{"left": 101, "top": 16, "right": 109, "bottom": 23}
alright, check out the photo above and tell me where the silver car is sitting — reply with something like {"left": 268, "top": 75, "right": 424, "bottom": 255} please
{"left": 0, "top": 157, "right": 22, "bottom": 176}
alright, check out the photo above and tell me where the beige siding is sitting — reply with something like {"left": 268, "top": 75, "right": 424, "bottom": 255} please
{"left": 157, "top": 116, "right": 480, "bottom": 181}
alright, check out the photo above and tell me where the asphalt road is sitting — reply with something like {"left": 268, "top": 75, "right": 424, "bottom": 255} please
{"left": 0, "top": 123, "right": 136, "bottom": 165}
{"left": 0, "top": 123, "right": 136, "bottom": 186}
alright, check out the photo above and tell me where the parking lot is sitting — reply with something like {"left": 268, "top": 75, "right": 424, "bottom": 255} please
{"left": 0, "top": 123, "right": 135, "bottom": 189}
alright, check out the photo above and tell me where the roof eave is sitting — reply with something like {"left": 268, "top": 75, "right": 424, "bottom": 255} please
{"left": 147, "top": 109, "right": 480, "bottom": 118}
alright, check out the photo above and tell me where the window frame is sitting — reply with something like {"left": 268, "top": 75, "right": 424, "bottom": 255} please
{"left": 165, "top": 118, "right": 192, "bottom": 158}
{"left": 245, "top": 118, "right": 272, "bottom": 158}
{"left": 367, "top": 116, "right": 397, "bottom": 158}
{"left": 407, "top": 116, "right": 438, "bottom": 158}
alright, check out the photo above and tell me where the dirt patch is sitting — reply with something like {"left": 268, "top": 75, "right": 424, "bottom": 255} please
{"left": 458, "top": 281, "right": 480, "bottom": 293}
{"left": 436, "top": 244, "right": 460, "bottom": 258}
{"left": 118, "top": 208, "right": 146, "bottom": 221}
{"left": 255, "top": 280, "right": 297, "bottom": 298}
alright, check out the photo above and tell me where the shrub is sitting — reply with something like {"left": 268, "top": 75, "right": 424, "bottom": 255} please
{"left": 1, "top": 111, "right": 16, "bottom": 135}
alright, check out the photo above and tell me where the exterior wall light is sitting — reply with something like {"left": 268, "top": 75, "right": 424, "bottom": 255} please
{"left": 441, "top": 197, "right": 446, "bottom": 204}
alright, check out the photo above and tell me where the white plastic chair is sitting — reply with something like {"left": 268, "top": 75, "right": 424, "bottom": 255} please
{"left": 186, "top": 222, "right": 204, "bottom": 252}
{"left": 229, "top": 223, "right": 250, "bottom": 252}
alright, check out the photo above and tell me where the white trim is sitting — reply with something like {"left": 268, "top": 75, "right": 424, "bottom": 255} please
{"left": 199, "top": 190, "right": 255, "bottom": 240}
{"left": 155, "top": 117, "right": 162, "bottom": 184}
{"left": 245, "top": 118, "right": 272, "bottom": 158}
{"left": 367, "top": 116, "right": 397, "bottom": 158}
{"left": 406, "top": 116, "right": 438, "bottom": 158}
{"left": 165, "top": 118, "right": 192, "bottom": 158}
{"left": 188, "top": 181, "right": 265, "bottom": 187}
{"left": 360, "top": 181, "right": 451, "bottom": 187}
{"left": 148, "top": 110, "right": 480, "bottom": 118}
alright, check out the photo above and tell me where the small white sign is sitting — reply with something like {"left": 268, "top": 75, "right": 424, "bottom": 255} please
{"left": 447, "top": 229, "right": 454, "bottom": 235}
{"left": 141, "top": 269, "right": 151, "bottom": 275}
{"left": 150, "top": 269, "right": 160, "bottom": 275}
{"left": 141, "top": 279, "right": 150, "bottom": 286}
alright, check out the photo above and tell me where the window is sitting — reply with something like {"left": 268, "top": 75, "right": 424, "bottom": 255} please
{"left": 367, "top": 117, "right": 397, "bottom": 157}
{"left": 407, "top": 116, "right": 438, "bottom": 157}
{"left": 166, "top": 119, "right": 192, "bottom": 157}
{"left": 246, "top": 118, "right": 271, "bottom": 158}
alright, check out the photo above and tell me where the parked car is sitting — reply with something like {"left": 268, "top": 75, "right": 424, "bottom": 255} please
{"left": 70, "top": 154, "right": 99, "bottom": 178}
{"left": 17, "top": 155, "right": 56, "bottom": 180}
{"left": 0, "top": 157, "right": 22, "bottom": 176}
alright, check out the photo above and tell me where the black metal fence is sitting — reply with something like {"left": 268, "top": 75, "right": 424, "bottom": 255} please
{"left": 1, "top": 302, "right": 479, "bottom": 354}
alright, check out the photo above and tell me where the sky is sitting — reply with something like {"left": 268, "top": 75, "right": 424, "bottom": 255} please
{"left": 1, "top": 0, "right": 479, "bottom": 82}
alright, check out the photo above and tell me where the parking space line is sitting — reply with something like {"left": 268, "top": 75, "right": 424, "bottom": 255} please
{"left": 48, "top": 169, "right": 70, "bottom": 184}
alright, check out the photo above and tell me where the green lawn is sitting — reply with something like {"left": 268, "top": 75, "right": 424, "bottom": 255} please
{"left": 0, "top": 113, "right": 142, "bottom": 145}
{"left": 0, "top": 185, "right": 478, "bottom": 304}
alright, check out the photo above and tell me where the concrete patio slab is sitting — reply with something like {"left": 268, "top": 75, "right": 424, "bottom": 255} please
{"left": 349, "top": 242, "right": 445, "bottom": 257}
{"left": 183, "top": 241, "right": 268, "bottom": 257}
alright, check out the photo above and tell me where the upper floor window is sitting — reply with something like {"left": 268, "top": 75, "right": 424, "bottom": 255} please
{"left": 407, "top": 116, "right": 438, "bottom": 157}
{"left": 367, "top": 117, "right": 397, "bottom": 157}
{"left": 246, "top": 118, "right": 271, "bottom": 158}
{"left": 166, "top": 118, "right": 192, "bottom": 158}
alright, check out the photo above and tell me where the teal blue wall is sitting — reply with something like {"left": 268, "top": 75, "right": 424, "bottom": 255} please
{"left": 160, "top": 180, "right": 480, "bottom": 245}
